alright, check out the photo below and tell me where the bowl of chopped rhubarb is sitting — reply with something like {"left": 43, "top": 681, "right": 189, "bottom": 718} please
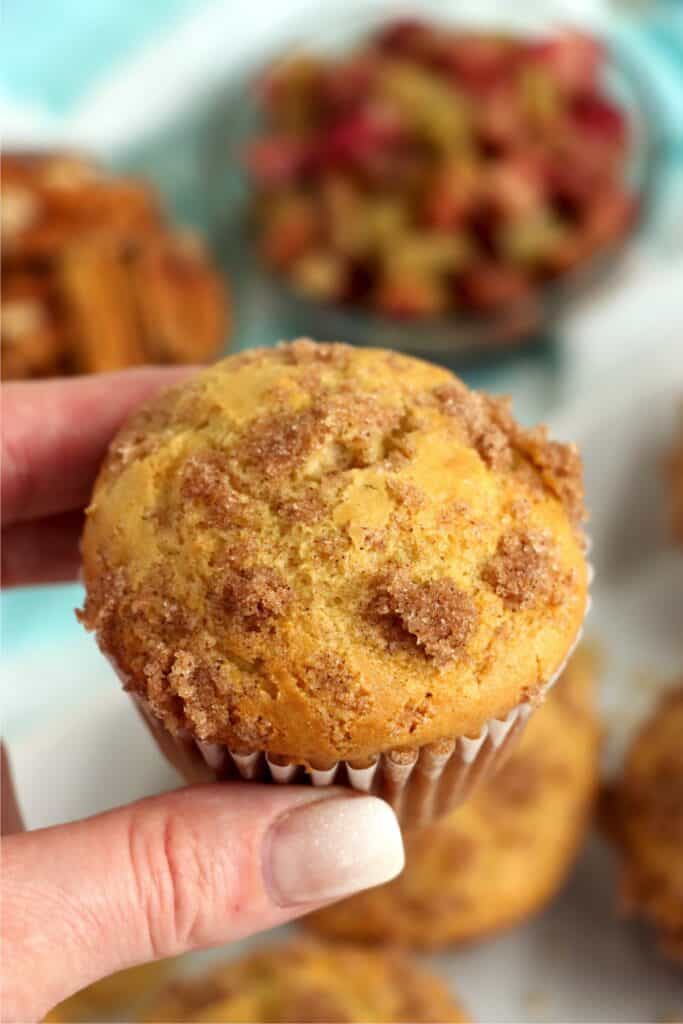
{"left": 206, "top": 9, "right": 657, "bottom": 356}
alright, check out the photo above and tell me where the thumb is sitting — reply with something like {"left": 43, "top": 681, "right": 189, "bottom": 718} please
{"left": 2, "top": 784, "right": 403, "bottom": 1022}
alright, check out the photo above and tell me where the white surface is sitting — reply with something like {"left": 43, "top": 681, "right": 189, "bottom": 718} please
{"left": 7, "top": 350, "right": 683, "bottom": 1022}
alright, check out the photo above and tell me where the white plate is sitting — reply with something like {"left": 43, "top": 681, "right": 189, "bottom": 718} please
{"left": 7, "top": 354, "right": 683, "bottom": 1023}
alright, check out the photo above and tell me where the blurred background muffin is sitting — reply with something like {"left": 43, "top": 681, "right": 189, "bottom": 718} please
{"left": 1, "top": 152, "right": 230, "bottom": 378}
{"left": 142, "top": 941, "right": 468, "bottom": 1023}
{"left": 603, "top": 682, "right": 683, "bottom": 962}
{"left": 306, "top": 646, "right": 601, "bottom": 947}
{"left": 43, "top": 961, "right": 175, "bottom": 1023}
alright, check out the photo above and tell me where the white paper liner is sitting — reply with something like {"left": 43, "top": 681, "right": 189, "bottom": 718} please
{"left": 123, "top": 553, "right": 590, "bottom": 830}
{"left": 132, "top": 644, "right": 574, "bottom": 831}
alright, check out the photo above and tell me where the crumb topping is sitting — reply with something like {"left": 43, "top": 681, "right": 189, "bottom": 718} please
{"left": 239, "top": 405, "right": 323, "bottom": 475}
{"left": 432, "top": 380, "right": 586, "bottom": 527}
{"left": 220, "top": 563, "right": 293, "bottom": 632}
{"left": 482, "top": 529, "right": 564, "bottom": 608}
{"left": 432, "top": 381, "right": 512, "bottom": 470}
{"left": 278, "top": 336, "right": 352, "bottom": 366}
{"left": 181, "top": 451, "right": 249, "bottom": 528}
{"left": 274, "top": 487, "right": 327, "bottom": 524}
{"left": 387, "top": 477, "right": 425, "bottom": 510}
{"left": 368, "top": 569, "right": 477, "bottom": 666}
{"left": 299, "top": 652, "right": 373, "bottom": 714}
{"left": 512, "top": 426, "right": 586, "bottom": 527}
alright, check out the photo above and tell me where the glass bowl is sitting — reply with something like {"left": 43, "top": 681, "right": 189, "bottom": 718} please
{"left": 201, "top": 4, "right": 659, "bottom": 359}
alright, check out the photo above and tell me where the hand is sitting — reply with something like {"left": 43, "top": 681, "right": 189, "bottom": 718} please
{"left": 1, "top": 370, "right": 404, "bottom": 1022}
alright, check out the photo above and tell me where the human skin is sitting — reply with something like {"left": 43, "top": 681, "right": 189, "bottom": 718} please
{"left": 1, "top": 369, "right": 404, "bottom": 1022}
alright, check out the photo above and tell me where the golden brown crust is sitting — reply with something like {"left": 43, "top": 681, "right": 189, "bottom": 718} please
{"left": 603, "top": 683, "right": 683, "bottom": 961}
{"left": 1, "top": 150, "right": 229, "bottom": 378}
{"left": 306, "top": 647, "right": 602, "bottom": 948}
{"left": 80, "top": 341, "right": 589, "bottom": 763}
{"left": 141, "top": 940, "right": 467, "bottom": 1023}
{"left": 482, "top": 529, "right": 567, "bottom": 609}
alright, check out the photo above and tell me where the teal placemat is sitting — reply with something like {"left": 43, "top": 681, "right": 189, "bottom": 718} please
{"left": 2, "top": 0, "right": 197, "bottom": 114}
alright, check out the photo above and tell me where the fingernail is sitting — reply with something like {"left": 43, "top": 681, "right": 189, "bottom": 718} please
{"left": 265, "top": 794, "right": 404, "bottom": 907}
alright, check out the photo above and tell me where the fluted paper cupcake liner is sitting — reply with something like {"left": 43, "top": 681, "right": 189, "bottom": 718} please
{"left": 128, "top": 627, "right": 579, "bottom": 831}
{"left": 116, "top": 554, "right": 589, "bottom": 832}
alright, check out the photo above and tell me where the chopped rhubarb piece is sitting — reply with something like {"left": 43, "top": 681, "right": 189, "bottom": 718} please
{"left": 436, "top": 34, "right": 515, "bottom": 89}
{"left": 373, "top": 19, "right": 437, "bottom": 59}
{"left": 375, "top": 271, "right": 446, "bottom": 318}
{"left": 312, "top": 105, "right": 403, "bottom": 169}
{"left": 482, "top": 155, "right": 545, "bottom": 220}
{"left": 290, "top": 249, "right": 347, "bottom": 300}
{"left": 498, "top": 212, "right": 567, "bottom": 266}
{"left": 321, "top": 57, "right": 378, "bottom": 111}
{"left": 246, "top": 138, "right": 310, "bottom": 186}
{"left": 460, "top": 263, "right": 531, "bottom": 309}
{"left": 475, "top": 87, "right": 526, "bottom": 150}
{"left": 571, "top": 93, "right": 628, "bottom": 148}
{"left": 524, "top": 32, "right": 604, "bottom": 96}
{"left": 422, "top": 157, "right": 478, "bottom": 229}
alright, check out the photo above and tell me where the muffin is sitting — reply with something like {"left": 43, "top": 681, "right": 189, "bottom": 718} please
{"left": 79, "top": 340, "right": 589, "bottom": 827}
{"left": 603, "top": 683, "right": 683, "bottom": 961}
{"left": 306, "top": 646, "right": 601, "bottom": 946}
{"left": 43, "top": 960, "right": 174, "bottom": 1022}
{"left": 665, "top": 413, "right": 683, "bottom": 545}
{"left": 142, "top": 940, "right": 467, "bottom": 1023}
{"left": 1, "top": 150, "right": 229, "bottom": 378}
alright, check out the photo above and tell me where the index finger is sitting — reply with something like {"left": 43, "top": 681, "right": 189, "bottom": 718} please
{"left": 2, "top": 367, "right": 195, "bottom": 526}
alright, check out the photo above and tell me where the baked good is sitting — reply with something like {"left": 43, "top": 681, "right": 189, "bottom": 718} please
{"left": 604, "top": 683, "right": 683, "bottom": 961}
{"left": 306, "top": 646, "right": 601, "bottom": 946}
{"left": 1, "top": 151, "right": 229, "bottom": 378}
{"left": 142, "top": 940, "right": 467, "bottom": 1022}
{"left": 79, "top": 340, "right": 589, "bottom": 827}
{"left": 665, "top": 414, "right": 683, "bottom": 545}
{"left": 43, "top": 960, "right": 173, "bottom": 1022}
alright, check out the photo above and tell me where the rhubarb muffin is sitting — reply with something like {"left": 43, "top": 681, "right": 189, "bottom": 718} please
{"left": 604, "top": 683, "right": 683, "bottom": 961}
{"left": 79, "top": 339, "right": 589, "bottom": 826}
{"left": 142, "top": 941, "right": 467, "bottom": 1023}
{"left": 307, "top": 646, "right": 601, "bottom": 946}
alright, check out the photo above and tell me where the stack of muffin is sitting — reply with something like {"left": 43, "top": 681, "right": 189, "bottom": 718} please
{"left": 2, "top": 152, "right": 229, "bottom": 379}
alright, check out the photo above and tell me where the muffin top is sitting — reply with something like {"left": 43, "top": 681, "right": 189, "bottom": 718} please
{"left": 307, "top": 645, "right": 601, "bottom": 947}
{"left": 604, "top": 683, "right": 683, "bottom": 962}
{"left": 80, "top": 339, "right": 588, "bottom": 762}
{"left": 142, "top": 941, "right": 466, "bottom": 1023}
